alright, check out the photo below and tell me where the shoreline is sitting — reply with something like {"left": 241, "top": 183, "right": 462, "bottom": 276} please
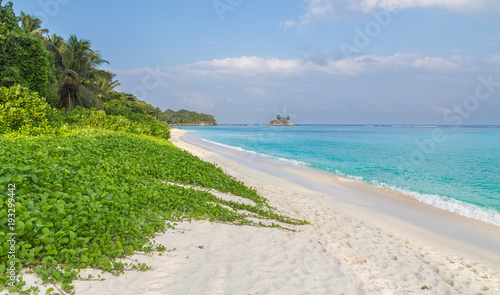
{"left": 181, "top": 127, "right": 500, "bottom": 228}
{"left": 21, "top": 128, "right": 499, "bottom": 294}
{"left": 174, "top": 128, "right": 500, "bottom": 255}
{"left": 171, "top": 129, "right": 500, "bottom": 268}
{"left": 167, "top": 128, "right": 500, "bottom": 293}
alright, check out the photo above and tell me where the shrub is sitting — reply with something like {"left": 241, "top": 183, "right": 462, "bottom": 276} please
{"left": 105, "top": 99, "right": 132, "bottom": 117}
{"left": 0, "top": 2, "right": 55, "bottom": 95}
{"left": 64, "top": 107, "right": 171, "bottom": 139}
{"left": 0, "top": 85, "right": 52, "bottom": 135}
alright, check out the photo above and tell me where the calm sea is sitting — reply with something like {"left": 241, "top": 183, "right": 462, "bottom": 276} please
{"left": 180, "top": 125, "right": 500, "bottom": 226}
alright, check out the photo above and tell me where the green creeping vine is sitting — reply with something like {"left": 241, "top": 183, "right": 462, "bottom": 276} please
{"left": 0, "top": 129, "right": 307, "bottom": 293}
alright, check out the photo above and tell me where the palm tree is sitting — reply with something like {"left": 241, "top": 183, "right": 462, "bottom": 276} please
{"left": 20, "top": 12, "right": 48, "bottom": 37}
{"left": 95, "top": 70, "right": 121, "bottom": 95}
{"left": 53, "top": 35, "right": 109, "bottom": 111}
{"left": 45, "top": 34, "right": 66, "bottom": 76}
{"left": 56, "top": 75, "right": 79, "bottom": 110}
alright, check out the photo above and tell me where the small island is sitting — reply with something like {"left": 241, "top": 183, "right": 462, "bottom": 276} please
{"left": 268, "top": 114, "right": 296, "bottom": 126}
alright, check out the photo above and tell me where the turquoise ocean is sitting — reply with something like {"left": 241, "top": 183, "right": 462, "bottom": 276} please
{"left": 181, "top": 125, "right": 500, "bottom": 226}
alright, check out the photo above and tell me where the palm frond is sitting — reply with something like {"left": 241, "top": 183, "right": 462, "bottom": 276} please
{"left": 77, "top": 85, "right": 104, "bottom": 110}
{"left": 20, "top": 12, "right": 48, "bottom": 37}
{"left": 45, "top": 36, "right": 67, "bottom": 73}
{"left": 83, "top": 82, "right": 110, "bottom": 99}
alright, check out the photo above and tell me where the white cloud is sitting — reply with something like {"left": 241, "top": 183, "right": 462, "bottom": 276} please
{"left": 282, "top": 0, "right": 500, "bottom": 28}
{"left": 187, "top": 56, "right": 300, "bottom": 76}
{"left": 112, "top": 54, "right": 476, "bottom": 83}
{"left": 279, "top": 20, "right": 298, "bottom": 29}
{"left": 486, "top": 55, "right": 500, "bottom": 73}
{"left": 360, "top": 0, "right": 500, "bottom": 14}
{"left": 488, "top": 55, "right": 500, "bottom": 65}
{"left": 317, "top": 53, "right": 474, "bottom": 75}
{"left": 280, "top": 0, "right": 349, "bottom": 28}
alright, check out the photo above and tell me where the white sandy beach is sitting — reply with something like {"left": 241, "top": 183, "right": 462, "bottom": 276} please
{"left": 20, "top": 128, "right": 500, "bottom": 295}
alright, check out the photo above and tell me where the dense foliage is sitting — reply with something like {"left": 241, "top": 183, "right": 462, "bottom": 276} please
{"left": 0, "top": 130, "right": 304, "bottom": 293}
{"left": 0, "top": 85, "right": 171, "bottom": 140}
{"left": 0, "top": 85, "right": 51, "bottom": 135}
{"left": 61, "top": 108, "right": 171, "bottom": 140}
{"left": 161, "top": 109, "right": 218, "bottom": 126}
{"left": 52, "top": 35, "right": 108, "bottom": 111}
{"left": 0, "top": 1, "right": 54, "bottom": 95}
{"left": 106, "top": 92, "right": 218, "bottom": 126}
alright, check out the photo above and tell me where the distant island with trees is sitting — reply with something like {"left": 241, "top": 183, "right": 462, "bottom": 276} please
{"left": 268, "top": 114, "right": 296, "bottom": 126}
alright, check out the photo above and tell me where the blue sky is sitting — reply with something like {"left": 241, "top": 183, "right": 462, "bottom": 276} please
{"left": 13, "top": 0, "right": 500, "bottom": 124}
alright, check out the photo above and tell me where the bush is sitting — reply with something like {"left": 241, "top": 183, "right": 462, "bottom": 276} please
{"left": 105, "top": 99, "right": 132, "bottom": 117}
{"left": 64, "top": 107, "right": 171, "bottom": 139}
{"left": 0, "top": 2, "right": 55, "bottom": 95}
{"left": 0, "top": 85, "right": 171, "bottom": 139}
{"left": 0, "top": 85, "right": 52, "bottom": 135}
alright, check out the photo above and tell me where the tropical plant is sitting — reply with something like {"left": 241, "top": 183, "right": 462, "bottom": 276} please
{"left": 275, "top": 114, "right": 290, "bottom": 122}
{"left": 45, "top": 34, "right": 66, "bottom": 76}
{"left": 95, "top": 70, "right": 121, "bottom": 96}
{"left": 20, "top": 12, "right": 48, "bottom": 37}
{"left": 53, "top": 35, "right": 109, "bottom": 111}
{"left": 0, "top": 128, "right": 305, "bottom": 292}
{"left": 0, "top": 85, "right": 51, "bottom": 135}
{"left": 62, "top": 35, "right": 108, "bottom": 81}
{"left": 65, "top": 107, "right": 171, "bottom": 140}
{"left": 0, "top": 1, "right": 54, "bottom": 95}
{"left": 55, "top": 76, "right": 80, "bottom": 111}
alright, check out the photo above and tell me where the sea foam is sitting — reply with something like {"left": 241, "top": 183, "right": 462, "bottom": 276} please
{"left": 190, "top": 126, "right": 500, "bottom": 228}
{"left": 201, "top": 138, "right": 308, "bottom": 167}
{"left": 370, "top": 180, "right": 500, "bottom": 226}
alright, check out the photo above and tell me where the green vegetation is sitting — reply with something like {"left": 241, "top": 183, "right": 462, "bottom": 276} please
{"left": 160, "top": 109, "right": 218, "bottom": 126}
{"left": 0, "top": 2, "right": 304, "bottom": 293}
{"left": 105, "top": 92, "right": 218, "bottom": 126}
{"left": 0, "top": 85, "right": 171, "bottom": 140}
{"left": 19, "top": 12, "right": 48, "bottom": 37}
{"left": 0, "top": 85, "right": 51, "bottom": 135}
{"left": 0, "top": 2, "right": 54, "bottom": 95}
{"left": 0, "top": 129, "right": 304, "bottom": 293}
{"left": 52, "top": 34, "right": 109, "bottom": 111}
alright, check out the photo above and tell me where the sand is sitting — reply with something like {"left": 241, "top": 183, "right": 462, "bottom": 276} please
{"left": 17, "top": 128, "right": 500, "bottom": 294}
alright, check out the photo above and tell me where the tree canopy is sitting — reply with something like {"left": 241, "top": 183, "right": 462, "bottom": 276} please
{"left": 20, "top": 11, "right": 49, "bottom": 37}
{"left": 0, "top": 1, "right": 54, "bottom": 95}
{"left": 106, "top": 92, "right": 218, "bottom": 125}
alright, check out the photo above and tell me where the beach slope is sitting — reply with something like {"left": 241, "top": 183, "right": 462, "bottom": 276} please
{"left": 49, "top": 128, "right": 500, "bottom": 294}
